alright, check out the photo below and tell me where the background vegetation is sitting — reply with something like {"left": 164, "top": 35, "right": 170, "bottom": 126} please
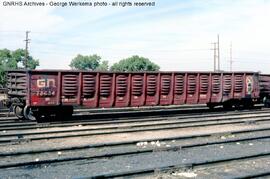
{"left": 0, "top": 49, "right": 160, "bottom": 87}
{"left": 0, "top": 48, "right": 39, "bottom": 87}
{"left": 69, "top": 54, "right": 160, "bottom": 72}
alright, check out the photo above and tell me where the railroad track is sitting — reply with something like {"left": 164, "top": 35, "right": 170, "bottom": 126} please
{"left": 1, "top": 125, "right": 270, "bottom": 167}
{"left": 1, "top": 123, "right": 270, "bottom": 178}
{"left": 0, "top": 105, "right": 212, "bottom": 125}
{"left": 0, "top": 105, "right": 211, "bottom": 123}
{"left": 0, "top": 109, "right": 270, "bottom": 144}
{"left": 0, "top": 107, "right": 267, "bottom": 130}
{"left": 84, "top": 151, "right": 270, "bottom": 179}
{"left": 0, "top": 104, "right": 207, "bottom": 118}
{"left": 1, "top": 108, "right": 270, "bottom": 178}
{"left": 0, "top": 104, "right": 263, "bottom": 125}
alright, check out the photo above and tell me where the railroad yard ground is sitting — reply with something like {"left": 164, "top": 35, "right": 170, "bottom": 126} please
{"left": 3, "top": 0, "right": 270, "bottom": 178}
{"left": 1, "top": 106, "right": 270, "bottom": 178}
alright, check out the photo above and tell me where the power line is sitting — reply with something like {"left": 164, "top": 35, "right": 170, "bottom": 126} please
{"left": 0, "top": 30, "right": 25, "bottom": 33}
{"left": 30, "top": 39, "right": 210, "bottom": 52}
{"left": 233, "top": 60, "right": 270, "bottom": 64}
{"left": 233, "top": 57, "right": 270, "bottom": 61}
{"left": 29, "top": 41, "right": 211, "bottom": 53}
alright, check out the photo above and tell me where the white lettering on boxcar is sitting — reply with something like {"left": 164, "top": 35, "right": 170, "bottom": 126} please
{"left": 246, "top": 76, "right": 253, "bottom": 94}
{"left": 37, "top": 79, "right": 56, "bottom": 88}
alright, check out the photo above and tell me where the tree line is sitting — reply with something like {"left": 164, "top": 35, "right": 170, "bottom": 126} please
{"left": 0, "top": 49, "right": 160, "bottom": 86}
{"left": 69, "top": 54, "right": 160, "bottom": 72}
{"left": 0, "top": 49, "right": 39, "bottom": 87}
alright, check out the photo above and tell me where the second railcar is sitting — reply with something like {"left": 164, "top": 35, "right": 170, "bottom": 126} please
{"left": 259, "top": 74, "right": 270, "bottom": 106}
{"left": 6, "top": 70, "right": 260, "bottom": 121}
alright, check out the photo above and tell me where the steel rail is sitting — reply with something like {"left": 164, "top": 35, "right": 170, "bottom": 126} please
{"left": 0, "top": 114, "right": 270, "bottom": 143}
{"left": 0, "top": 108, "right": 268, "bottom": 131}
{"left": 1, "top": 130, "right": 270, "bottom": 170}
{"left": 81, "top": 151, "right": 270, "bottom": 179}
{"left": 1, "top": 127, "right": 270, "bottom": 157}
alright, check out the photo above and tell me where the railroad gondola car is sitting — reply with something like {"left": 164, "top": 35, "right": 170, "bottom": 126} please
{"left": 259, "top": 74, "right": 270, "bottom": 107}
{"left": 6, "top": 70, "right": 260, "bottom": 121}
{"left": 0, "top": 87, "right": 8, "bottom": 108}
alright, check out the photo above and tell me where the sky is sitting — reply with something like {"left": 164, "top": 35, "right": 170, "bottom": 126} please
{"left": 0, "top": 0, "right": 270, "bottom": 73}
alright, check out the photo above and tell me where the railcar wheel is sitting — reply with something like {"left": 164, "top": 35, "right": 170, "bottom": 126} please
{"left": 23, "top": 106, "right": 36, "bottom": 121}
{"left": 13, "top": 105, "right": 24, "bottom": 119}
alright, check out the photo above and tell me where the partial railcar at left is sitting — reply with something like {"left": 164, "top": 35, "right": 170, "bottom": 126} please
{"left": 6, "top": 70, "right": 261, "bottom": 121}
{"left": 0, "top": 87, "right": 8, "bottom": 108}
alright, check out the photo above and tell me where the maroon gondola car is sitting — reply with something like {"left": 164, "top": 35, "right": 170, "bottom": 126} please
{"left": 6, "top": 70, "right": 260, "bottom": 121}
{"left": 259, "top": 74, "right": 270, "bottom": 106}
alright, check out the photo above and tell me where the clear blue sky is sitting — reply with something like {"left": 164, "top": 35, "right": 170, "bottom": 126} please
{"left": 1, "top": 0, "right": 270, "bottom": 73}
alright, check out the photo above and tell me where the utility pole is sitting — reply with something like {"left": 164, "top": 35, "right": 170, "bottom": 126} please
{"left": 211, "top": 34, "right": 220, "bottom": 72}
{"left": 24, "top": 31, "right": 30, "bottom": 69}
{"left": 217, "top": 34, "right": 220, "bottom": 71}
{"left": 230, "top": 42, "right": 233, "bottom": 71}
{"left": 211, "top": 42, "right": 217, "bottom": 72}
